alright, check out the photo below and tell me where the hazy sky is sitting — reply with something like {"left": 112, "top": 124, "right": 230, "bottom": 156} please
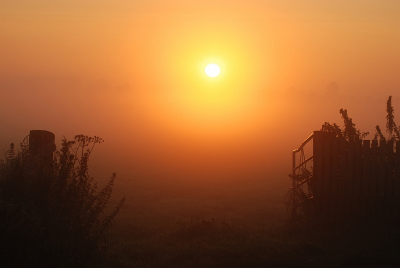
{"left": 1, "top": 1, "right": 400, "bottom": 182}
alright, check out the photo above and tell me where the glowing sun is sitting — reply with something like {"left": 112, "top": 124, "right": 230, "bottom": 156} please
{"left": 205, "top": 63, "right": 220, "bottom": 77}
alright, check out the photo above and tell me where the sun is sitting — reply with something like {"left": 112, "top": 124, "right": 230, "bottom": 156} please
{"left": 205, "top": 63, "right": 220, "bottom": 77}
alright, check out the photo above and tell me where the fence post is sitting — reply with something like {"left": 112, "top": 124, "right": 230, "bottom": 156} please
{"left": 313, "top": 131, "right": 335, "bottom": 216}
{"left": 378, "top": 140, "right": 387, "bottom": 198}
{"left": 362, "top": 140, "right": 371, "bottom": 216}
{"left": 395, "top": 141, "right": 400, "bottom": 218}
{"left": 387, "top": 140, "right": 395, "bottom": 198}
{"left": 29, "top": 130, "right": 56, "bottom": 169}
{"left": 354, "top": 139, "right": 363, "bottom": 197}
{"left": 362, "top": 140, "right": 371, "bottom": 198}
{"left": 395, "top": 141, "right": 400, "bottom": 197}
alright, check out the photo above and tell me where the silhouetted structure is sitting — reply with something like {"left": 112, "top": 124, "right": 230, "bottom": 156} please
{"left": 291, "top": 131, "right": 400, "bottom": 220}
{"left": 29, "top": 130, "right": 56, "bottom": 168}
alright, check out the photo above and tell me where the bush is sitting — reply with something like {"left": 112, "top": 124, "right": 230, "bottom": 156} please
{"left": 321, "top": 95, "right": 400, "bottom": 142}
{"left": 0, "top": 135, "right": 125, "bottom": 267}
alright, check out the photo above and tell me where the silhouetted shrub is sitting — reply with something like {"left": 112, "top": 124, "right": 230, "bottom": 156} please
{"left": 374, "top": 95, "right": 400, "bottom": 141}
{"left": 322, "top": 96, "right": 400, "bottom": 142}
{"left": 0, "top": 135, "right": 125, "bottom": 267}
{"left": 321, "top": 108, "right": 369, "bottom": 140}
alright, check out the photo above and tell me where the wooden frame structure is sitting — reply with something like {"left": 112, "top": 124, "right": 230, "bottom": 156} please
{"left": 291, "top": 131, "right": 400, "bottom": 219}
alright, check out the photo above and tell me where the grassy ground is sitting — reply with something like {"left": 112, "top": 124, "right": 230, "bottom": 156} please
{"left": 96, "top": 175, "right": 400, "bottom": 268}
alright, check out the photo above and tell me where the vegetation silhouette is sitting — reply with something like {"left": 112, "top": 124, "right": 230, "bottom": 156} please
{"left": 0, "top": 134, "right": 125, "bottom": 267}
{"left": 322, "top": 95, "right": 399, "bottom": 141}
{"left": 321, "top": 108, "right": 369, "bottom": 140}
{"left": 375, "top": 95, "right": 400, "bottom": 141}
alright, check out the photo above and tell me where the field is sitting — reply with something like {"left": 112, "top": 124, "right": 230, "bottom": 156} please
{"left": 99, "top": 173, "right": 400, "bottom": 268}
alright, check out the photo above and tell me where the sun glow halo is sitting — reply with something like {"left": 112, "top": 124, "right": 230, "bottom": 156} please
{"left": 205, "top": 63, "right": 220, "bottom": 77}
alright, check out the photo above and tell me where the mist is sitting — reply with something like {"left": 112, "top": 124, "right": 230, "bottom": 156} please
{"left": 2, "top": 1, "right": 400, "bottom": 267}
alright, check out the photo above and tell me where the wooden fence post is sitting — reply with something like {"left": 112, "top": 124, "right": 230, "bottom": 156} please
{"left": 395, "top": 141, "right": 400, "bottom": 218}
{"left": 362, "top": 140, "right": 371, "bottom": 215}
{"left": 354, "top": 139, "right": 363, "bottom": 197}
{"left": 395, "top": 141, "right": 400, "bottom": 197}
{"left": 29, "top": 130, "right": 56, "bottom": 169}
{"left": 313, "top": 131, "right": 335, "bottom": 216}
{"left": 337, "top": 137, "right": 347, "bottom": 217}
{"left": 378, "top": 140, "right": 387, "bottom": 198}
{"left": 387, "top": 140, "right": 395, "bottom": 198}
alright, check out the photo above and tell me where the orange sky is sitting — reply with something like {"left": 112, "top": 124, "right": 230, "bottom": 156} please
{"left": 1, "top": 1, "right": 400, "bottom": 182}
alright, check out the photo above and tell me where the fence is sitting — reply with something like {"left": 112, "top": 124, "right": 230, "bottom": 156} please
{"left": 291, "top": 131, "right": 400, "bottom": 219}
